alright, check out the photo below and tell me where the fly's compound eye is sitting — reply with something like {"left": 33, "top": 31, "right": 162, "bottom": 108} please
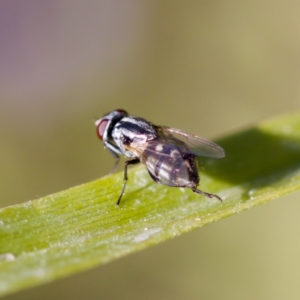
{"left": 115, "top": 109, "right": 128, "bottom": 116}
{"left": 96, "top": 118, "right": 109, "bottom": 140}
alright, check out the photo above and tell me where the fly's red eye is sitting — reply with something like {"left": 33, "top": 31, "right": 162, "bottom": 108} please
{"left": 97, "top": 118, "right": 108, "bottom": 140}
{"left": 115, "top": 109, "right": 128, "bottom": 115}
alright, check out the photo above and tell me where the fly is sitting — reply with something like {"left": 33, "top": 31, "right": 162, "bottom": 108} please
{"left": 95, "top": 109, "right": 225, "bottom": 205}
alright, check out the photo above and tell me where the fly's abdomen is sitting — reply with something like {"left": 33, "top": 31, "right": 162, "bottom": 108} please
{"left": 144, "top": 143, "right": 199, "bottom": 188}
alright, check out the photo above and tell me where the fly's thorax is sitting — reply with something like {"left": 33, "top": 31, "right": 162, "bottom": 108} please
{"left": 111, "top": 116, "right": 157, "bottom": 159}
{"left": 118, "top": 117, "right": 157, "bottom": 138}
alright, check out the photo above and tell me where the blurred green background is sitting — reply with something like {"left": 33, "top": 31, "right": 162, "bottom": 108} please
{"left": 1, "top": 1, "right": 300, "bottom": 299}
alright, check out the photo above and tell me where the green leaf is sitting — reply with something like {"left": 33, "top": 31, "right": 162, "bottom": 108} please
{"left": 1, "top": 112, "right": 300, "bottom": 297}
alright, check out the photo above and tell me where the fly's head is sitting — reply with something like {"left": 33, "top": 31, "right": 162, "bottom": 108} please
{"left": 95, "top": 109, "right": 128, "bottom": 144}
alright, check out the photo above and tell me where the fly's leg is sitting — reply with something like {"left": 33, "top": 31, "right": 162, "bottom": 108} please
{"left": 105, "top": 141, "right": 122, "bottom": 174}
{"left": 109, "top": 156, "right": 120, "bottom": 174}
{"left": 117, "top": 158, "right": 140, "bottom": 206}
{"left": 192, "top": 188, "right": 222, "bottom": 202}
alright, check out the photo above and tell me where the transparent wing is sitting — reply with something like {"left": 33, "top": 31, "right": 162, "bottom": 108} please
{"left": 156, "top": 126, "right": 225, "bottom": 158}
{"left": 123, "top": 140, "right": 193, "bottom": 187}
{"left": 123, "top": 140, "right": 179, "bottom": 161}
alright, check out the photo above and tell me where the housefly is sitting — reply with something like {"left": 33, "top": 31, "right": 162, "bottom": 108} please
{"left": 95, "top": 109, "right": 225, "bottom": 205}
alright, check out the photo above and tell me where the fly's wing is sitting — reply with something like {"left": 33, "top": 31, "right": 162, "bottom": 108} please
{"left": 122, "top": 140, "right": 178, "bottom": 162}
{"left": 155, "top": 126, "right": 225, "bottom": 158}
{"left": 123, "top": 139, "right": 195, "bottom": 187}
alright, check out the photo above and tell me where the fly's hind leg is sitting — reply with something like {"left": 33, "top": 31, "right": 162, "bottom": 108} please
{"left": 117, "top": 158, "right": 140, "bottom": 206}
{"left": 191, "top": 187, "right": 222, "bottom": 202}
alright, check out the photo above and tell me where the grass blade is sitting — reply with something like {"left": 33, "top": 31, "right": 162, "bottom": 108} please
{"left": 1, "top": 112, "right": 300, "bottom": 296}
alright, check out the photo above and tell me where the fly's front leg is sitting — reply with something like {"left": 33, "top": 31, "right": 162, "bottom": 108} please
{"left": 108, "top": 154, "right": 120, "bottom": 174}
{"left": 106, "top": 143, "right": 121, "bottom": 174}
{"left": 117, "top": 158, "right": 140, "bottom": 206}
